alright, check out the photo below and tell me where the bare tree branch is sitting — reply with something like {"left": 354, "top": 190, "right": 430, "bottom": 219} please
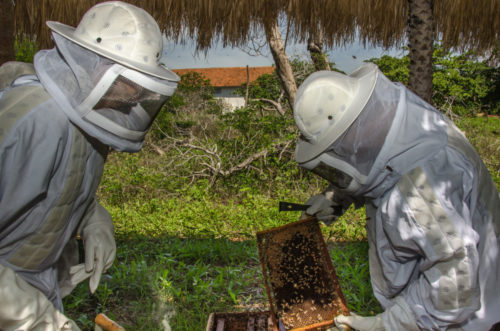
{"left": 147, "top": 125, "right": 295, "bottom": 186}
{"left": 146, "top": 141, "right": 166, "bottom": 155}
{"left": 223, "top": 149, "right": 268, "bottom": 175}
{"left": 252, "top": 98, "right": 285, "bottom": 116}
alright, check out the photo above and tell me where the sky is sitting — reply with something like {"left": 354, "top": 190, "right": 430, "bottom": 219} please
{"left": 162, "top": 37, "right": 406, "bottom": 75}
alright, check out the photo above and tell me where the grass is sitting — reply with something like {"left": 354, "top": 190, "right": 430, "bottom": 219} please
{"left": 64, "top": 237, "right": 267, "bottom": 329}
{"left": 64, "top": 226, "right": 376, "bottom": 330}
{"left": 455, "top": 116, "right": 500, "bottom": 190}
{"left": 329, "top": 242, "right": 382, "bottom": 316}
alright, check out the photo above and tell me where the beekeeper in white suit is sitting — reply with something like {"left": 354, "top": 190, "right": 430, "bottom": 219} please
{"left": 0, "top": 1, "right": 178, "bottom": 329}
{"left": 295, "top": 64, "right": 500, "bottom": 330}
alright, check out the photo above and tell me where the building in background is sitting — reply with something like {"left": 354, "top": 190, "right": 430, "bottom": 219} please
{"left": 173, "top": 66, "right": 275, "bottom": 111}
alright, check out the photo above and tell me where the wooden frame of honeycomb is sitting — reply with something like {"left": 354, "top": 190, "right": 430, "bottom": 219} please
{"left": 205, "top": 311, "right": 275, "bottom": 331}
{"left": 256, "top": 217, "right": 349, "bottom": 331}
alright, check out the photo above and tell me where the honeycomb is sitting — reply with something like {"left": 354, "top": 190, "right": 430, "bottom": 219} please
{"left": 206, "top": 311, "right": 275, "bottom": 331}
{"left": 256, "top": 217, "right": 349, "bottom": 330}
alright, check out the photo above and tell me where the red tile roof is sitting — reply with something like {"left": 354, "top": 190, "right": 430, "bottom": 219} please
{"left": 172, "top": 66, "right": 275, "bottom": 87}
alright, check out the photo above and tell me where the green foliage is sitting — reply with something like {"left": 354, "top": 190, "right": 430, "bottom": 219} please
{"left": 290, "top": 58, "right": 319, "bottom": 86}
{"left": 150, "top": 72, "right": 223, "bottom": 140}
{"left": 233, "top": 58, "right": 327, "bottom": 109}
{"left": 163, "top": 93, "right": 186, "bottom": 110}
{"left": 325, "top": 205, "right": 368, "bottom": 242}
{"left": 433, "top": 47, "right": 499, "bottom": 116}
{"left": 177, "top": 71, "right": 213, "bottom": 96}
{"left": 14, "top": 36, "right": 38, "bottom": 63}
{"left": 235, "top": 72, "right": 281, "bottom": 100}
{"left": 330, "top": 242, "right": 383, "bottom": 315}
{"left": 367, "top": 54, "right": 410, "bottom": 84}
{"left": 454, "top": 116, "right": 500, "bottom": 190}
{"left": 368, "top": 46, "right": 500, "bottom": 116}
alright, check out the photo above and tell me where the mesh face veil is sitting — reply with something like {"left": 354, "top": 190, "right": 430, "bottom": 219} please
{"left": 94, "top": 76, "right": 168, "bottom": 131}
{"left": 77, "top": 64, "right": 176, "bottom": 141}
{"left": 310, "top": 161, "right": 353, "bottom": 189}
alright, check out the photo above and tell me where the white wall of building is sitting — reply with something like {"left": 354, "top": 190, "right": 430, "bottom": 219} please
{"left": 215, "top": 87, "right": 245, "bottom": 112}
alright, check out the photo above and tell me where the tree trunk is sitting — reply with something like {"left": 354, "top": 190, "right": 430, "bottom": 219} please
{"left": 0, "top": 0, "right": 15, "bottom": 65}
{"left": 408, "top": 0, "right": 434, "bottom": 103}
{"left": 264, "top": 21, "right": 297, "bottom": 109}
{"left": 307, "top": 30, "right": 330, "bottom": 71}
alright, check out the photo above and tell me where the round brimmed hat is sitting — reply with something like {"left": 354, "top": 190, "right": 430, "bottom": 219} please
{"left": 294, "top": 63, "right": 379, "bottom": 163}
{"left": 47, "top": 1, "right": 179, "bottom": 82}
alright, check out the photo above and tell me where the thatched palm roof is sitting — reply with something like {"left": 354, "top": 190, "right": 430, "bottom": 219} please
{"left": 15, "top": 0, "right": 499, "bottom": 53}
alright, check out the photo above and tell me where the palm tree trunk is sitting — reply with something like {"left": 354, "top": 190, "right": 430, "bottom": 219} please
{"left": 264, "top": 21, "right": 297, "bottom": 109}
{"left": 0, "top": 0, "right": 15, "bottom": 65}
{"left": 408, "top": 0, "right": 434, "bottom": 103}
{"left": 308, "top": 30, "right": 331, "bottom": 71}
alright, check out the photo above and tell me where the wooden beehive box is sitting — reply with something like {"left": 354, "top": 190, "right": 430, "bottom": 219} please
{"left": 256, "top": 217, "right": 349, "bottom": 331}
{"left": 205, "top": 311, "right": 275, "bottom": 331}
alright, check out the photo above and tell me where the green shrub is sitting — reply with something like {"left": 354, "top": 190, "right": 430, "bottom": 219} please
{"left": 14, "top": 36, "right": 38, "bottom": 63}
{"left": 367, "top": 54, "right": 410, "bottom": 84}
{"left": 369, "top": 46, "right": 500, "bottom": 116}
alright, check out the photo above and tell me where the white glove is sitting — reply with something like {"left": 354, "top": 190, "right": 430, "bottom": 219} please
{"left": 335, "top": 297, "right": 419, "bottom": 331}
{"left": 326, "top": 323, "right": 351, "bottom": 331}
{"left": 0, "top": 264, "right": 80, "bottom": 330}
{"left": 335, "top": 312, "right": 384, "bottom": 331}
{"left": 73, "top": 201, "right": 116, "bottom": 294}
{"left": 302, "top": 193, "right": 341, "bottom": 225}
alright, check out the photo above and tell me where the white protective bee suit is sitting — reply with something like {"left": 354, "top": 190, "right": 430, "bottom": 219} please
{"left": 0, "top": 1, "right": 178, "bottom": 329}
{"left": 294, "top": 64, "right": 500, "bottom": 330}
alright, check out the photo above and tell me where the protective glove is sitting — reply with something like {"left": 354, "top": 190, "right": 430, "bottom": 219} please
{"left": 302, "top": 192, "right": 342, "bottom": 225}
{"left": 335, "top": 312, "right": 384, "bottom": 331}
{"left": 334, "top": 297, "right": 419, "bottom": 331}
{"left": 72, "top": 201, "right": 116, "bottom": 294}
{"left": 0, "top": 264, "right": 80, "bottom": 330}
{"left": 325, "top": 323, "right": 351, "bottom": 331}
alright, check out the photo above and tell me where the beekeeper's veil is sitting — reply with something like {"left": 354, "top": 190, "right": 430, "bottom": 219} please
{"left": 293, "top": 64, "right": 402, "bottom": 196}
{"left": 34, "top": 1, "right": 179, "bottom": 152}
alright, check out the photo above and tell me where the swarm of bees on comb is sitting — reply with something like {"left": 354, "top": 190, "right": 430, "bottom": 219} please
{"left": 256, "top": 217, "right": 349, "bottom": 330}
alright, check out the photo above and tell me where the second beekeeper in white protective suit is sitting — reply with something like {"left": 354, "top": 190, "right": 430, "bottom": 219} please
{"left": 0, "top": 1, "right": 178, "bottom": 329}
{"left": 294, "top": 63, "right": 500, "bottom": 330}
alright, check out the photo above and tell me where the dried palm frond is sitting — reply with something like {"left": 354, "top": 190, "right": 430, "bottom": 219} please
{"left": 14, "top": 0, "right": 500, "bottom": 54}
{"left": 435, "top": 0, "right": 500, "bottom": 52}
